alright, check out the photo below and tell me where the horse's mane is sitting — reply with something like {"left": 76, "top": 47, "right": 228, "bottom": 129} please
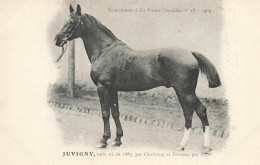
{"left": 83, "top": 14, "right": 118, "bottom": 40}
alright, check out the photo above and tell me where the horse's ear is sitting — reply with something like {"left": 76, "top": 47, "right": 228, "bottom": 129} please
{"left": 76, "top": 4, "right": 81, "bottom": 16}
{"left": 69, "top": 4, "right": 74, "bottom": 12}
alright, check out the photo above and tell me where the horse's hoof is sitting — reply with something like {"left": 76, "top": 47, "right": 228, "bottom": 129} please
{"left": 96, "top": 141, "right": 107, "bottom": 148}
{"left": 202, "top": 146, "right": 212, "bottom": 154}
{"left": 111, "top": 140, "right": 122, "bottom": 147}
{"left": 175, "top": 145, "right": 185, "bottom": 151}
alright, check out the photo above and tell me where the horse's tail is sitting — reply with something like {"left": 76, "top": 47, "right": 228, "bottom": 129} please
{"left": 192, "top": 52, "right": 221, "bottom": 88}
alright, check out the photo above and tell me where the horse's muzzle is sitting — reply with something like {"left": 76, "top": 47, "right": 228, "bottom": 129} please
{"left": 55, "top": 38, "right": 67, "bottom": 47}
{"left": 57, "top": 40, "right": 67, "bottom": 47}
{"left": 55, "top": 34, "right": 68, "bottom": 47}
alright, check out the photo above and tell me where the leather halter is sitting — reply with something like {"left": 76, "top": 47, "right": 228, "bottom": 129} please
{"left": 50, "top": 17, "right": 83, "bottom": 64}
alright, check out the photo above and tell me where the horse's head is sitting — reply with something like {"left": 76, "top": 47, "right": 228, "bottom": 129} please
{"left": 55, "top": 4, "right": 83, "bottom": 47}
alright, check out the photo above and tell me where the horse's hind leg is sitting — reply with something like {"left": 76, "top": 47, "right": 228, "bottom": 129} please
{"left": 171, "top": 67, "right": 211, "bottom": 152}
{"left": 175, "top": 88, "right": 211, "bottom": 152}
{"left": 174, "top": 90, "right": 195, "bottom": 151}
{"left": 110, "top": 90, "right": 123, "bottom": 146}
{"left": 193, "top": 95, "right": 212, "bottom": 153}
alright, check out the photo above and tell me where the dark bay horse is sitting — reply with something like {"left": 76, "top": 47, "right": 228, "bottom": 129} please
{"left": 54, "top": 4, "right": 221, "bottom": 153}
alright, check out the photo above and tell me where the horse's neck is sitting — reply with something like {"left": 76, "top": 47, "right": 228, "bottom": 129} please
{"left": 81, "top": 22, "right": 119, "bottom": 62}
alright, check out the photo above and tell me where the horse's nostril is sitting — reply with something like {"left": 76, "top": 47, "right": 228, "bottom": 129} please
{"left": 55, "top": 38, "right": 61, "bottom": 46}
{"left": 54, "top": 34, "right": 64, "bottom": 46}
{"left": 55, "top": 40, "right": 60, "bottom": 46}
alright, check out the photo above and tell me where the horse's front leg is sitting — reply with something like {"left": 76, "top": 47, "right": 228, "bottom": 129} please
{"left": 110, "top": 90, "right": 123, "bottom": 146}
{"left": 96, "top": 83, "right": 111, "bottom": 148}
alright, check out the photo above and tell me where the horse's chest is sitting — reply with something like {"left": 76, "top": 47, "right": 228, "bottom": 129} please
{"left": 90, "top": 61, "right": 114, "bottom": 86}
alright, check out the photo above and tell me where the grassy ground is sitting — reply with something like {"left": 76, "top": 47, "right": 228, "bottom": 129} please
{"left": 48, "top": 84, "right": 229, "bottom": 131}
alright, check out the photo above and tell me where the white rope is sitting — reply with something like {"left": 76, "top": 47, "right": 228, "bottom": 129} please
{"left": 49, "top": 43, "right": 68, "bottom": 64}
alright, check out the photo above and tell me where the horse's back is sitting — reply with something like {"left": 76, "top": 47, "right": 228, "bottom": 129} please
{"left": 91, "top": 45, "right": 199, "bottom": 91}
{"left": 157, "top": 48, "right": 198, "bottom": 67}
{"left": 118, "top": 47, "right": 199, "bottom": 90}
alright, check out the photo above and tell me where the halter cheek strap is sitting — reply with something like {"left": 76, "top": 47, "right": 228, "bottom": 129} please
{"left": 66, "top": 17, "right": 83, "bottom": 39}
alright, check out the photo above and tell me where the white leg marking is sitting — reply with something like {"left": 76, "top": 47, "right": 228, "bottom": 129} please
{"left": 179, "top": 128, "right": 192, "bottom": 146}
{"left": 203, "top": 126, "right": 211, "bottom": 147}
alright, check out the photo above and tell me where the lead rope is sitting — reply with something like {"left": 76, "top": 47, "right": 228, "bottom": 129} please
{"left": 49, "top": 43, "right": 68, "bottom": 64}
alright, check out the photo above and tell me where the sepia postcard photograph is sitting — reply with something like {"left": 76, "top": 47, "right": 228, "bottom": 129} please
{"left": 1, "top": 0, "right": 260, "bottom": 164}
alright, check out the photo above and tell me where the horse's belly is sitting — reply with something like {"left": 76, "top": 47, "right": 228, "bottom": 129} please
{"left": 115, "top": 79, "right": 162, "bottom": 91}
{"left": 114, "top": 69, "right": 163, "bottom": 91}
{"left": 113, "top": 53, "right": 166, "bottom": 91}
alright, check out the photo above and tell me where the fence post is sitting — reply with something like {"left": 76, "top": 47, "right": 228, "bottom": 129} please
{"left": 67, "top": 1, "right": 76, "bottom": 97}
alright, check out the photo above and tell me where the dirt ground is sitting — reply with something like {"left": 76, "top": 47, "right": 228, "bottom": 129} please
{"left": 49, "top": 85, "right": 228, "bottom": 151}
{"left": 49, "top": 86, "right": 229, "bottom": 131}
{"left": 53, "top": 108, "right": 226, "bottom": 152}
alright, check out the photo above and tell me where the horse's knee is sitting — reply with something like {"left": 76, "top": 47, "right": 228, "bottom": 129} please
{"left": 102, "top": 111, "right": 110, "bottom": 120}
{"left": 110, "top": 103, "right": 118, "bottom": 117}
{"left": 184, "top": 95, "right": 196, "bottom": 103}
{"left": 112, "top": 111, "right": 119, "bottom": 120}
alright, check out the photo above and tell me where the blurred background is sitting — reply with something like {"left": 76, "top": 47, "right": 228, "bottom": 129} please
{"left": 48, "top": 0, "right": 224, "bottom": 99}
